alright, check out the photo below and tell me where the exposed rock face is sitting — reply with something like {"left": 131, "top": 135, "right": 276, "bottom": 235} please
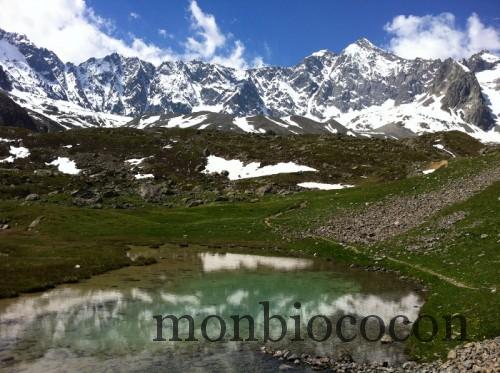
{"left": 0, "top": 28, "right": 498, "bottom": 136}
{"left": 464, "top": 51, "right": 497, "bottom": 73}
{"left": 0, "top": 91, "right": 39, "bottom": 130}
{"left": 0, "top": 65, "right": 11, "bottom": 90}
{"left": 431, "top": 59, "right": 494, "bottom": 131}
{"left": 0, "top": 91, "right": 63, "bottom": 132}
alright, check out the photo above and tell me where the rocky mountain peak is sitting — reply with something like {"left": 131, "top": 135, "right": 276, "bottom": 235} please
{"left": 307, "top": 49, "right": 336, "bottom": 59}
{"left": 342, "top": 38, "right": 386, "bottom": 55}
{"left": 464, "top": 51, "right": 500, "bottom": 73}
{"left": 0, "top": 28, "right": 499, "bottom": 141}
{"left": 353, "top": 37, "right": 377, "bottom": 49}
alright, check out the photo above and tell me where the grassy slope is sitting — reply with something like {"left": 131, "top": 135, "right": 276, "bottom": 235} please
{"left": 0, "top": 127, "right": 485, "bottom": 204}
{"left": 0, "top": 147, "right": 498, "bottom": 362}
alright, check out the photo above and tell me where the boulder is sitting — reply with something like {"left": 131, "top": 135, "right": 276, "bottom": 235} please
{"left": 256, "top": 184, "right": 273, "bottom": 197}
{"left": 25, "top": 193, "right": 40, "bottom": 201}
{"left": 137, "top": 183, "right": 166, "bottom": 201}
{"left": 28, "top": 216, "right": 44, "bottom": 230}
{"left": 186, "top": 199, "right": 203, "bottom": 208}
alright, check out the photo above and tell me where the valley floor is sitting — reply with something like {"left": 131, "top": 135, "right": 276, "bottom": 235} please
{"left": 0, "top": 129, "right": 498, "bottom": 367}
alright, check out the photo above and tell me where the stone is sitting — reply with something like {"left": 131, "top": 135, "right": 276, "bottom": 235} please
{"left": 25, "top": 193, "right": 40, "bottom": 201}
{"left": 214, "top": 194, "right": 228, "bottom": 202}
{"left": 137, "top": 183, "right": 165, "bottom": 201}
{"left": 381, "top": 334, "right": 393, "bottom": 344}
{"left": 34, "top": 169, "right": 54, "bottom": 177}
{"left": 256, "top": 184, "right": 273, "bottom": 197}
{"left": 186, "top": 199, "right": 203, "bottom": 208}
{"left": 28, "top": 216, "right": 44, "bottom": 230}
{"left": 273, "top": 350, "right": 283, "bottom": 357}
{"left": 72, "top": 196, "right": 102, "bottom": 207}
{"left": 102, "top": 190, "right": 119, "bottom": 198}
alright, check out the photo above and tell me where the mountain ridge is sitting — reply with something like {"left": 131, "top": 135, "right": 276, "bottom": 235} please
{"left": 0, "top": 27, "right": 499, "bottom": 141}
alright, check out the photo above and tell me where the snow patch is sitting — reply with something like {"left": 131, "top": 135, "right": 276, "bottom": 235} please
{"left": 233, "top": 117, "right": 258, "bottom": 133}
{"left": 0, "top": 145, "right": 30, "bottom": 163}
{"left": 310, "top": 50, "right": 330, "bottom": 58}
{"left": 456, "top": 61, "right": 470, "bottom": 73}
{"left": 125, "top": 157, "right": 151, "bottom": 166}
{"left": 191, "top": 104, "right": 224, "bottom": 112}
{"left": 203, "top": 155, "right": 317, "bottom": 180}
{"left": 298, "top": 182, "right": 354, "bottom": 190}
{"left": 134, "top": 173, "right": 154, "bottom": 180}
{"left": 0, "top": 40, "right": 26, "bottom": 62}
{"left": 433, "top": 143, "right": 456, "bottom": 158}
{"left": 138, "top": 115, "right": 161, "bottom": 129}
{"left": 166, "top": 114, "right": 208, "bottom": 129}
{"left": 46, "top": 157, "right": 81, "bottom": 175}
{"left": 476, "top": 63, "right": 500, "bottom": 127}
{"left": 480, "top": 53, "right": 500, "bottom": 64}
{"left": 281, "top": 116, "right": 303, "bottom": 129}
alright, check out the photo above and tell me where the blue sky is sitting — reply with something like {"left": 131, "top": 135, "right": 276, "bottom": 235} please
{"left": 89, "top": 0, "right": 500, "bottom": 65}
{"left": 0, "top": 0, "right": 499, "bottom": 67}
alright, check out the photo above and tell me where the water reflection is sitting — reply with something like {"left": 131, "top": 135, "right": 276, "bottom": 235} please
{"left": 198, "top": 253, "right": 313, "bottom": 272}
{"left": 0, "top": 250, "right": 423, "bottom": 372}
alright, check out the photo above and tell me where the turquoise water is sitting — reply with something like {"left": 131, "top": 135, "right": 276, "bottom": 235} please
{"left": 0, "top": 248, "right": 423, "bottom": 372}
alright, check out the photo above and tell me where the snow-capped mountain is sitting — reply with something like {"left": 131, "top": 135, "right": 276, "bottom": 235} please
{"left": 0, "top": 28, "right": 499, "bottom": 141}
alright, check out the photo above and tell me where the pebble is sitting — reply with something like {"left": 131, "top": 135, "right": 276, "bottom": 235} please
{"left": 259, "top": 337, "right": 500, "bottom": 372}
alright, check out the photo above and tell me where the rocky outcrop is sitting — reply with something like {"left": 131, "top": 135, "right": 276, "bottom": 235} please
{"left": 431, "top": 59, "right": 494, "bottom": 131}
{"left": 0, "top": 92, "right": 63, "bottom": 132}
{"left": 0, "top": 65, "right": 11, "bottom": 91}
{"left": 0, "top": 91, "right": 39, "bottom": 131}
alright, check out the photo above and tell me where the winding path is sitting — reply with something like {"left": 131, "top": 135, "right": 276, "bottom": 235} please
{"left": 264, "top": 202, "right": 479, "bottom": 290}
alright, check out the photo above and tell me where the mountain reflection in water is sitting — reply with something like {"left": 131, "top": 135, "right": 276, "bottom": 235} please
{"left": 0, "top": 251, "right": 423, "bottom": 372}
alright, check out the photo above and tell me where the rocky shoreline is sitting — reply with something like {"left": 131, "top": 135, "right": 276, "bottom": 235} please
{"left": 260, "top": 337, "right": 499, "bottom": 372}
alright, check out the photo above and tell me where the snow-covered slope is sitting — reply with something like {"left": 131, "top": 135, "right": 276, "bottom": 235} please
{"left": 0, "top": 28, "right": 499, "bottom": 141}
{"left": 468, "top": 52, "right": 500, "bottom": 126}
{"left": 128, "top": 112, "right": 352, "bottom": 136}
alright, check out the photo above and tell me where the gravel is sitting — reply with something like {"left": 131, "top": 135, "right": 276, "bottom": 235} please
{"left": 261, "top": 337, "right": 499, "bottom": 372}
{"left": 315, "top": 166, "right": 500, "bottom": 245}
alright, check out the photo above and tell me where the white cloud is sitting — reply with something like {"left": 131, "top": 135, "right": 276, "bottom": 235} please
{"left": 184, "top": 0, "right": 264, "bottom": 69}
{"left": 185, "top": 0, "right": 226, "bottom": 59}
{"left": 252, "top": 56, "right": 266, "bottom": 68}
{"left": 384, "top": 13, "right": 500, "bottom": 60}
{"left": 0, "top": 0, "right": 264, "bottom": 69}
{"left": 211, "top": 40, "right": 248, "bottom": 70}
{"left": 129, "top": 12, "right": 140, "bottom": 20}
{"left": 0, "top": 0, "right": 174, "bottom": 65}
{"left": 158, "top": 28, "right": 172, "bottom": 39}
